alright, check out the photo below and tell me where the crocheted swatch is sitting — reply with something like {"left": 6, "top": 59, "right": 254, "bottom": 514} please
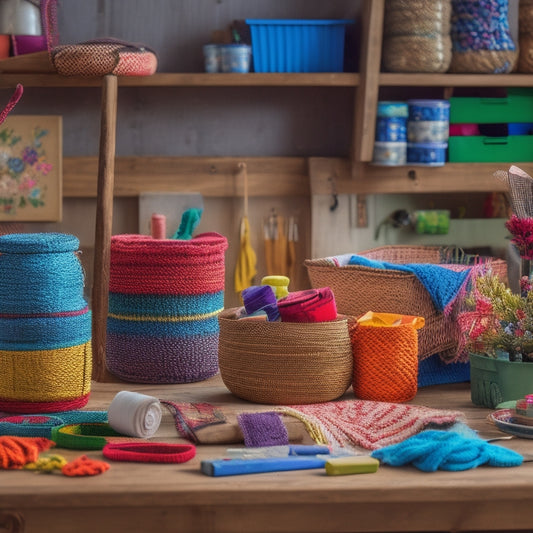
{"left": 237, "top": 412, "right": 289, "bottom": 447}
{"left": 61, "top": 455, "right": 110, "bottom": 477}
{"left": 371, "top": 429, "right": 523, "bottom": 471}
{"left": 160, "top": 401, "right": 226, "bottom": 444}
{"left": 277, "top": 400, "right": 466, "bottom": 451}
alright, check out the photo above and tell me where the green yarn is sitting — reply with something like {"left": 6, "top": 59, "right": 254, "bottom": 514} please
{"left": 172, "top": 208, "right": 203, "bottom": 240}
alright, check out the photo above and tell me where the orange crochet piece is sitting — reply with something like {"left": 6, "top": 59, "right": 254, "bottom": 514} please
{"left": 350, "top": 312, "right": 423, "bottom": 403}
{"left": 61, "top": 455, "right": 110, "bottom": 477}
{"left": 0, "top": 436, "right": 55, "bottom": 469}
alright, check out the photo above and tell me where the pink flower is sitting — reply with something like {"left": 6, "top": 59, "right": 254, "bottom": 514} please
{"left": 506, "top": 215, "right": 533, "bottom": 259}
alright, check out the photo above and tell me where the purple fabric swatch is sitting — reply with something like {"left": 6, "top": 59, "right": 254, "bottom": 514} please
{"left": 237, "top": 412, "right": 289, "bottom": 447}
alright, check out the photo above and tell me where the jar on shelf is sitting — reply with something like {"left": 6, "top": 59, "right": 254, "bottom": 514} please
{"left": 449, "top": 0, "right": 518, "bottom": 73}
{"left": 381, "top": 0, "right": 452, "bottom": 73}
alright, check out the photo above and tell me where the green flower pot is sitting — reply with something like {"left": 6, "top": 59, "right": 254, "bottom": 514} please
{"left": 469, "top": 353, "right": 533, "bottom": 408}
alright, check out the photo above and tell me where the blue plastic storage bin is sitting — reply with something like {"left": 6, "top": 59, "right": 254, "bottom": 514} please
{"left": 245, "top": 19, "right": 354, "bottom": 73}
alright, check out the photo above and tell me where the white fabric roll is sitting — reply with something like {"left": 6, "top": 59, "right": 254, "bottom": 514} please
{"left": 108, "top": 390, "right": 162, "bottom": 438}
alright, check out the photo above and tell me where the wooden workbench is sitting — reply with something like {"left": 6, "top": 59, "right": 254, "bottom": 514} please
{"left": 2, "top": 375, "right": 533, "bottom": 533}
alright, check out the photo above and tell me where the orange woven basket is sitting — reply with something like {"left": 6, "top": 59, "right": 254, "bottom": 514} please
{"left": 218, "top": 308, "right": 353, "bottom": 405}
{"left": 305, "top": 245, "right": 507, "bottom": 362}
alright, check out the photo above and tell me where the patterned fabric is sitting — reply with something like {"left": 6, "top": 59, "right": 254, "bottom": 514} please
{"left": 277, "top": 400, "right": 465, "bottom": 451}
{"left": 106, "top": 232, "right": 228, "bottom": 384}
{"left": 160, "top": 401, "right": 226, "bottom": 444}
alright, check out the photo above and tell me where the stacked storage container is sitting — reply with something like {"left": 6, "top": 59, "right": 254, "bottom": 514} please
{"left": 448, "top": 89, "right": 533, "bottom": 162}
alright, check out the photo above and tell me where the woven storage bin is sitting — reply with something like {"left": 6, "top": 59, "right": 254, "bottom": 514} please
{"left": 106, "top": 232, "right": 228, "bottom": 384}
{"left": 305, "top": 245, "right": 507, "bottom": 362}
{"left": 218, "top": 308, "right": 353, "bottom": 404}
{"left": 0, "top": 233, "right": 92, "bottom": 413}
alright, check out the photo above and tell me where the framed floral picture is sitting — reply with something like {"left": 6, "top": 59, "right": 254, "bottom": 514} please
{"left": 0, "top": 115, "right": 62, "bottom": 222}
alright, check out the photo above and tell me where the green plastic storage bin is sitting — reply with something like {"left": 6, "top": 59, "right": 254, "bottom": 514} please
{"left": 470, "top": 353, "right": 533, "bottom": 408}
{"left": 448, "top": 135, "right": 533, "bottom": 162}
{"left": 450, "top": 88, "right": 533, "bottom": 124}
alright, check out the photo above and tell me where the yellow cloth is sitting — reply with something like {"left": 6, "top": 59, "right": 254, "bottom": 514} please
{"left": 357, "top": 311, "right": 425, "bottom": 330}
{"left": 234, "top": 216, "right": 257, "bottom": 293}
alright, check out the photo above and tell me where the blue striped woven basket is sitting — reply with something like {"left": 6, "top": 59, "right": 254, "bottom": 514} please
{"left": 0, "top": 233, "right": 92, "bottom": 413}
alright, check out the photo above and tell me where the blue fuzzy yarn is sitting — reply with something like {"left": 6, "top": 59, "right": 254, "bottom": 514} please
{"left": 0, "top": 311, "right": 92, "bottom": 350}
{"left": 0, "top": 233, "right": 87, "bottom": 314}
{"left": 371, "top": 429, "right": 523, "bottom": 472}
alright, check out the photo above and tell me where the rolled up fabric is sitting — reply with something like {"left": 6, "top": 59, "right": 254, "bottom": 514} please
{"left": 107, "top": 391, "right": 162, "bottom": 438}
{"left": 277, "top": 287, "right": 337, "bottom": 323}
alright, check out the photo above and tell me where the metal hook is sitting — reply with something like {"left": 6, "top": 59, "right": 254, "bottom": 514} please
{"left": 328, "top": 176, "right": 339, "bottom": 212}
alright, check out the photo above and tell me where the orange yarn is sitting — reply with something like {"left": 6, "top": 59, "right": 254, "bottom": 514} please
{"left": 0, "top": 436, "right": 55, "bottom": 469}
{"left": 61, "top": 455, "right": 110, "bottom": 477}
{"left": 349, "top": 313, "right": 422, "bottom": 403}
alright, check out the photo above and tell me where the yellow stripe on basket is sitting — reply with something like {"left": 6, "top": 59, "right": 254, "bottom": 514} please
{"left": 0, "top": 341, "right": 92, "bottom": 401}
{"left": 108, "top": 307, "right": 224, "bottom": 323}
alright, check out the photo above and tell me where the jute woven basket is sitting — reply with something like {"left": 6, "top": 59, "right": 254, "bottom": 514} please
{"left": 218, "top": 308, "right": 353, "bottom": 405}
{"left": 305, "top": 245, "right": 508, "bottom": 362}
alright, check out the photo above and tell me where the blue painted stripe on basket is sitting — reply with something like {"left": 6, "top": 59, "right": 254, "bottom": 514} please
{"left": 106, "top": 314, "right": 220, "bottom": 337}
{"left": 108, "top": 291, "right": 224, "bottom": 318}
{"left": 0, "top": 312, "right": 92, "bottom": 350}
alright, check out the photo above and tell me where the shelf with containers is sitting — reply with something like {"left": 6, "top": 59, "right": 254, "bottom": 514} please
{"left": 312, "top": 0, "right": 533, "bottom": 199}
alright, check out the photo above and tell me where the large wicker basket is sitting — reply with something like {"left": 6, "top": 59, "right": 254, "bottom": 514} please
{"left": 218, "top": 308, "right": 353, "bottom": 404}
{"left": 305, "top": 245, "right": 507, "bottom": 362}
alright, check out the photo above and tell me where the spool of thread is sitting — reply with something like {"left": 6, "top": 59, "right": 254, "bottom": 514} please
{"left": 261, "top": 275, "right": 290, "bottom": 299}
{"left": 150, "top": 213, "right": 166, "bottom": 239}
{"left": 277, "top": 287, "right": 337, "bottom": 323}
{"left": 107, "top": 391, "right": 162, "bottom": 438}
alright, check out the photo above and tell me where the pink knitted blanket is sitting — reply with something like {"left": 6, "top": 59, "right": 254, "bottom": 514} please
{"left": 278, "top": 400, "right": 466, "bottom": 451}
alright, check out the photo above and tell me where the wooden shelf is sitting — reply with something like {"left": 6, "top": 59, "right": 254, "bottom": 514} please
{"left": 310, "top": 157, "right": 516, "bottom": 195}
{"left": 379, "top": 73, "right": 533, "bottom": 87}
{"left": 62, "top": 156, "right": 310, "bottom": 198}
{"left": 0, "top": 72, "right": 359, "bottom": 89}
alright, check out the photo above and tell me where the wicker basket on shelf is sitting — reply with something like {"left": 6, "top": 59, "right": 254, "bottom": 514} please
{"left": 218, "top": 308, "right": 353, "bottom": 405}
{"left": 305, "top": 245, "right": 507, "bottom": 362}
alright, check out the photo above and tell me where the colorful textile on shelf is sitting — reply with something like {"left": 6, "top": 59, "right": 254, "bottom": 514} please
{"left": 277, "top": 400, "right": 465, "bottom": 451}
{"left": 371, "top": 429, "right": 523, "bottom": 471}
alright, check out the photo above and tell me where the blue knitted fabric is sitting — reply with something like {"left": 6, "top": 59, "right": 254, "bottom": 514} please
{"left": 418, "top": 353, "right": 470, "bottom": 387}
{"left": 348, "top": 255, "right": 470, "bottom": 312}
{"left": 0, "top": 311, "right": 92, "bottom": 350}
{"left": 0, "top": 233, "right": 87, "bottom": 314}
{"left": 371, "top": 429, "right": 523, "bottom": 472}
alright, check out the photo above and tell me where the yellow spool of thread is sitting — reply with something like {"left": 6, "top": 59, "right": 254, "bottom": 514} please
{"left": 261, "top": 275, "right": 290, "bottom": 299}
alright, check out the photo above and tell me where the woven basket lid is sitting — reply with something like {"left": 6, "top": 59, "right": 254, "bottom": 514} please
{"left": 0, "top": 232, "right": 79, "bottom": 254}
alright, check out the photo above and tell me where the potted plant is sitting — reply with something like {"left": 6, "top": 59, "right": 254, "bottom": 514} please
{"left": 459, "top": 166, "right": 533, "bottom": 408}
